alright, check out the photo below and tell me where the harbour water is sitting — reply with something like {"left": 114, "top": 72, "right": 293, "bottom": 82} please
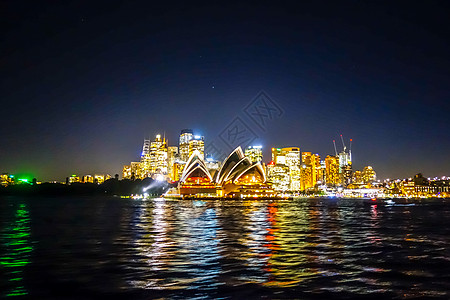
{"left": 1, "top": 196, "right": 450, "bottom": 299}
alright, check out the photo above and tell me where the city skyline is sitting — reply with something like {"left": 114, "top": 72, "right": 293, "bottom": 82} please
{"left": 1, "top": 1, "right": 449, "bottom": 181}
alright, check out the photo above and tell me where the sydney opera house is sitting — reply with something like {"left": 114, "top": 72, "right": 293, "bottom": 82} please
{"left": 165, "top": 147, "right": 277, "bottom": 199}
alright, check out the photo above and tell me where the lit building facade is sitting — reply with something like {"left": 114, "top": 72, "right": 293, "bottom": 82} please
{"left": 245, "top": 145, "right": 263, "bottom": 163}
{"left": 267, "top": 161, "right": 290, "bottom": 191}
{"left": 188, "top": 135, "right": 204, "bottom": 160}
{"left": 362, "top": 166, "right": 376, "bottom": 183}
{"left": 338, "top": 148, "right": 352, "bottom": 186}
{"left": 140, "top": 139, "right": 151, "bottom": 177}
{"left": 179, "top": 129, "right": 194, "bottom": 162}
{"left": 149, "top": 134, "right": 168, "bottom": 175}
{"left": 325, "top": 155, "right": 340, "bottom": 186}
{"left": 300, "top": 152, "right": 320, "bottom": 191}
{"left": 167, "top": 146, "right": 179, "bottom": 180}
{"left": 172, "top": 161, "right": 185, "bottom": 182}
{"left": 269, "top": 147, "right": 301, "bottom": 192}
{"left": 353, "top": 170, "right": 363, "bottom": 184}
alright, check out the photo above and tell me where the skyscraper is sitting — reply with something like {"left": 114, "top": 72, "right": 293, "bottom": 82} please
{"left": 269, "top": 147, "right": 300, "bottom": 192}
{"left": 362, "top": 166, "right": 376, "bottom": 183}
{"left": 167, "top": 146, "right": 179, "bottom": 180}
{"left": 267, "top": 161, "right": 290, "bottom": 191}
{"left": 245, "top": 145, "right": 263, "bottom": 163}
{"left": 179, "top": 129, "right": 194, "bottom": 162}
{"left": 325, "top": 155, "right": 340, "bottom": 186}
{"left": 140, "top": 139, "right": 151, "bottom": 177}
{"left": 188, "top": 135, "right": 204, "bottom": 160}
{"left": 300, "top": 152, "right": 320, "bottom": 191}
{"left": 149, "top": 134, "right": 168, "bottom": 175}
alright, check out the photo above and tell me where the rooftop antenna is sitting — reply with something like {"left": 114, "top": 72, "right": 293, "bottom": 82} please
{"left": 333, "top": 140, "right": 338, "bottom": 156}
{"left": 340, "top": 134, "right": 347, "bottom": 152}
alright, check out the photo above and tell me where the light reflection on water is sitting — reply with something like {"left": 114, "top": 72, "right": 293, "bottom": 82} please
{"left": 0, "top": 202, "right": 32, "bottom": 297}
{"left": 1, "top": 196, "right": 450, "bottom": 299}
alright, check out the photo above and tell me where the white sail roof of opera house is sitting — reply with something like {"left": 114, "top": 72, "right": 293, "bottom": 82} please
{"left": 179, "top": 150, "right": 213, "bottom": 183}
{"left": 232, "top": 162, "right": 266, "bottom": 184}
{"left": 215, "top": 146, "right": 267, "bottom": 185}
{"left": 215, "top": 146, "right": 245, "bottom": 184}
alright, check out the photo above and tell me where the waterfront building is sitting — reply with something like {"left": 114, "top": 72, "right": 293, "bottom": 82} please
{"left": 188, "top": 135, "right": 204, "bottom": 160}
{"left": 0, "top": 173, "right": 12, "bottom": 186}
{"left": 179, "top": 129, "right": 194, "bottom": 162}
{"left": 318, "top": 160, "right": 326, "bottom": 184}
{"left": 83, "top": 175, "right": 94, "bottom": 183}
{"left": 130, "top": 162, "right": 142, "bottom": 179}
{"left": 178, "top": 150, "right": 216, "bottom": 196}
{"left": 167, "top": 146, "right": 179, "bottom": 180}
{"left": 325, "top": 155, "right": 340, "bottom": 186}
{"left": 122, "top": 165, "right": 131, "bottom": 179}
{"left": 140, "top": 139, "right": 151, "bottom": 177}
{"left": 362, "top": 166, "right": 376, "bottom": 183}
{"left": 94, "top": 174, "right": 108, "bottom": 184}
{"left": 269, "top": 147, "right": 301, "bottom": 192}
{"left": 267, "top": 161, "right": 290, "bottom": 191}
{"left": 245, "top": 145, "right": 263, "bottom": 163}
{"left": 342, "top": 163, "right": 353, "bottom": 186}
{"left": 172, "top": 161, "right": 185, "bottom": 181}
{"left": 214, "top": 147, "right": 273, "bottom": 198}
{"left": 149, "top": 134, "right": 168, "bottom": 175}
{"left": 68, "top": 175, "right": 81, "bottom": 184}
{"left": 338, "top": 142, "right": 352, "bottom": 186}
{"left": 300, "top": 152, "right": 320, "bottom": 191}
{"left": 353, "top": 170, "right": 363, "bottom": 184}
{"left": 167, "top": 146, "right": 275, "bottom": 199}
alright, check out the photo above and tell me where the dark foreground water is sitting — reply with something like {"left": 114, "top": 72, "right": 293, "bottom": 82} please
{"left": 1, "top": 196, "right": 450, "bottom": 299}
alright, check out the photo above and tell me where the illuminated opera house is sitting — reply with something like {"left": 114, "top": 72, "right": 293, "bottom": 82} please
{"left": 165, "top": 147, "right": 277, "bottom": 199}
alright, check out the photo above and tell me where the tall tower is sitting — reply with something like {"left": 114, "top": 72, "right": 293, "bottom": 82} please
{"left": 188, "top": 135, "right": 204, "bottom": 160}
{"left": 325, "top": 155, "right": 340, "bottom": 186}
{"left": 149, "top": 134, "right": 168, "bottom": 174}
{"left": 179, "top": 129, "right": 194, "bottom": 162}
{"left": 269, "top": 147, "right": 300, "bottom": 192}
{"left": 337, "top": 135, "right": 352, "bottom": 185}
{"left": 140, "top": 139, "right": 151, "bottom": 177}
{"left": 245, "top": 145, "right": 263, "bottom": 163}
{"left": 300, "top": 152, "right": 320, "bottom": 191}
{"left": 167, "top": 146, "right": 179, "bottom": 181}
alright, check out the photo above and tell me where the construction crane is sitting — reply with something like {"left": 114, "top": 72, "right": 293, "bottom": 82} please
{"left": 340, "top": 134, "right": 347, "bottom": 152}
{"left": 333, "top": 140, "right": 338, "bottom": 156}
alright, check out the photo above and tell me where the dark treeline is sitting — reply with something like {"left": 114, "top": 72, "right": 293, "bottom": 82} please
{"left": 0, "top": 178, "right": 174, "bottom": 197}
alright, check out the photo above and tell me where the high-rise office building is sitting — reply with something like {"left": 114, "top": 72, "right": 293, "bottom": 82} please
{"left": 269, "top": 147, "right": 300, "bottom": 192}
{"left": 245, "top": 145, "right": 263, "bottom": 163}
{"left": 188, "top": 135, "right": 204, "bottom": 160}
{"left": 130, "top": 162, "right": 142, "bottom": 179}
{"left": 149, "top": 134, "right": 168, "bottom": 175}
{"left": 338, "top": 143, "right": 352, "bottom": 185}
{"left": 122, "top": 165, "right": 132, "bottom": 179}
{"left": 353, "top": 170, "right": 363, "bottom": 184}
{"left": 300, "top": 152, "right": 320, "bottom": 191}
{"left": 167, "top": 146, "right": 179, "bottom": 180}
{"left": 179, "top": 129, "right": 194, "bottom": 162}
{"left": 140, "top": 139, "right": 151, "bottom": 177}
{"left": 325, "top": 155, "right": 340, "bottom": 186}
{"left": 362, "top": 166, "right": 376, "bottom": 183}
{"left": 267, "top": 161, "right": 290, "bottom": 191}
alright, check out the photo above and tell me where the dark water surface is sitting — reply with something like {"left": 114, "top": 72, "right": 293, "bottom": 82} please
{"left": 1, "top": 196, "right": 450, "bottom": 299}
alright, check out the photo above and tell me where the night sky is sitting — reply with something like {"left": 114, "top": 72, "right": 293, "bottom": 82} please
{"left": 1, "top": 1, "right": 449, "bottom": 181}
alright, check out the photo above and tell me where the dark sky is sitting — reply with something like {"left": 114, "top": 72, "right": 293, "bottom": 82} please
{"left": 1, "top": 1, "right": 449, "bottom": 181}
